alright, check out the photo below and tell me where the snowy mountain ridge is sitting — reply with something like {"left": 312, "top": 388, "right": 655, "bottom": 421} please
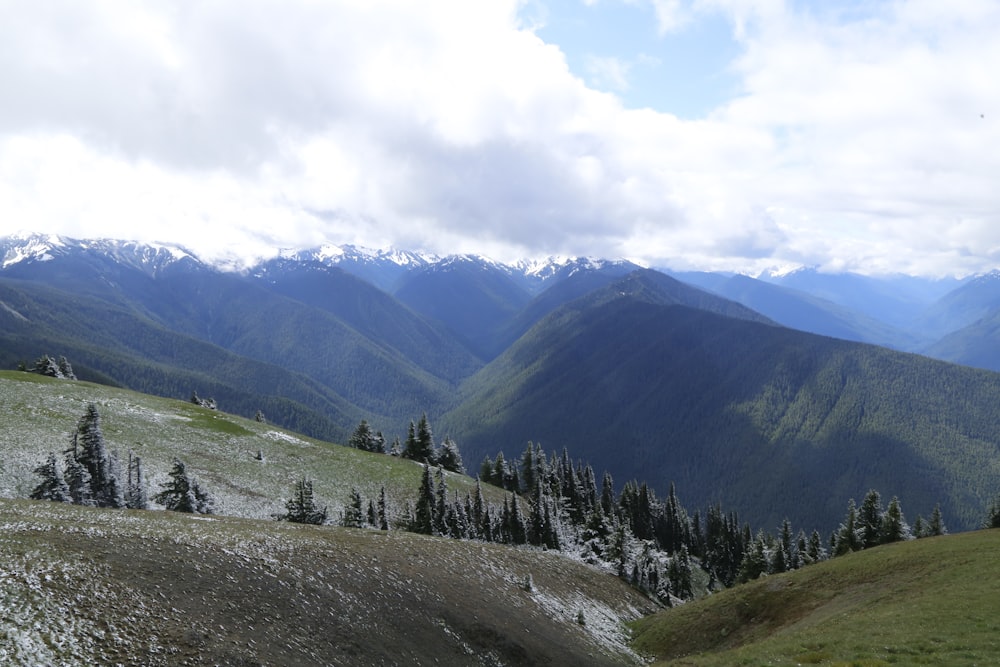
{"left": 0, "top": 233, "right": 195, "bottom": 275}
{"left": 0, "top": 233, "right": 643, "bottom": 290}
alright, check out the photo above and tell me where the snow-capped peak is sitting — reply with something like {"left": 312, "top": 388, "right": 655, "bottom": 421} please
{"left": 0, "top": 233, "right": 196, "bottom": 274}
{"left": 1, "top": 232, "right": 69, "bottom": 269}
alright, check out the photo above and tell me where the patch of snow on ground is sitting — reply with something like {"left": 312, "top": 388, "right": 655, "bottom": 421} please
{"left": 529, "top": 587, "right": 645, "bottom": 663}
{"left": 263, "top": 430, "right": 308, "bottom": 446}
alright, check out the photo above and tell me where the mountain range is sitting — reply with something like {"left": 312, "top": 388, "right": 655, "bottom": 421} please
{"left": 4, "top": 232, "right": 1000, "bottom": 533}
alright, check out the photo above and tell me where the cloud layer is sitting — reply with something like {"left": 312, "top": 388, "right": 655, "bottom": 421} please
{"left": 1, "top": 0, "right": 998, "bottom": 275}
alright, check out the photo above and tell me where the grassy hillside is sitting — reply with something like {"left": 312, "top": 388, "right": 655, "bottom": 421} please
{"left": 0, "top": 371, "right": 482, "bottom": 521}
{"left": 0, "top": 498, "right": 656, "bottom": 666}
{"left": 630, "top": 529, "right": 1000, "bottom": 665}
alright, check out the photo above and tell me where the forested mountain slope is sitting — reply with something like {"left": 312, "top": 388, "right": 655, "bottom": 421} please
{"left": 394, "top": 256, "right": 534, "bottom": 360}
{"left": 444, "top": 274, "right": 1000, "bottom": 533}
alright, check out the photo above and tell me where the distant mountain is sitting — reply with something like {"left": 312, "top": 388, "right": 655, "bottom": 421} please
{"left": 444, "top": 272, "right": 1000, "bottom": 533}
{"left": 0, "top": 235, "right": 479, "bottom": 435}
{"left": 249, "top": 257, "right": 482, "bottom": 382}
{"left": 914, "top": 271, "right": 1000, "bottom": 341}
{"left": 394, "top": 255, "right": 534, "bottom": 360}
{"left": 7, "top": 233, "right": 1000, "bottom": 536}
{"left": 494, "top": 260, "right": 645, "bottom": 355}
{"left": 922, "top": 308, "right": 1000, "bottom": 372}
{"left": 509, "top": 256, "right": 643, "bottom": 295}
{"left": 670, "top": 272, "right": 920, "bottom": 349}
{"left": 759, "top": 268, "right": 964, "bottom": 331}
{"left": 278, "top": 244, "right": 436, "bottom": 292}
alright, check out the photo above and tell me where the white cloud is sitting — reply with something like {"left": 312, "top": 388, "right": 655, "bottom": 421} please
{"left": 584, "top": 55, "right": 633, "bottom": 92}
{"left": 0, "top": 0, "right": 998, "bottom": 276}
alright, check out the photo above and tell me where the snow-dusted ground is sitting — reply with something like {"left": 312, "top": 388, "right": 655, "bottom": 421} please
{"left": 0, "top": 500, "right": 657, "bottom": 665}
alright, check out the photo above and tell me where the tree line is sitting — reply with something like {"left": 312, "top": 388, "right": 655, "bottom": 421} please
{"left": 29, "top": 407, "right": 994, "bottom": 607}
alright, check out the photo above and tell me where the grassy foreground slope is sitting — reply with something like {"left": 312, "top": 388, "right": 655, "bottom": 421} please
{"left": 0, "top": 371, "right": 479, "bottom": 520}
{"left": 630, "top": 530, "right": 1000, "bottom": 666}
{"left": 0, "top": 499, "right": 656, "bottom": 666}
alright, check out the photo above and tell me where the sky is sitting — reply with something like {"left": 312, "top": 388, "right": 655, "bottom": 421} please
{"left": 1, "top": 0, "right": 998, "bottom": 276}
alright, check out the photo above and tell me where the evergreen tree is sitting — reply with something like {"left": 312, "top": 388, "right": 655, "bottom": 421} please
{"left": 30, "top": 452, "right": 71, "bottom": 503}
{"left": 75, "top": 404, "right": 124, "bottom": 508}
{"left": 377, "top": 486, "right": 389, "bottom": 530}
{"left": 807, "top": 529, "right": 827, "bottom": 563}
{"left": 473, "top": 478, "right": 488, "bottom": 538}
{"left": 434, "top": 468, "right": 448, "bottom": 536}
{"left": 401, "top": 414, "right": 435, "bottom": 463}
{"left": 125, "top": 451, "right": 150, "bottom": 510}
{"left": 858, "top": 489, "right": 884, "bottom": 549}
{"left": 63, "top": 435, "right": 94, "bottom": 507}
{"left": 57, "top": 356, "right": 76, "bottom": 380}
{"left": 389, "top": 436, "right": 402, "bottom": 457}
{"left": 479, "top": 455, "right": 494, "bottom": 484}
{"left": 348, "top": 419, "right": 383, "bottom": 452}
{"left": 913, "top": 514, "right": 927, "bottom": 538}
{"left": 881, "top": 496, "right": 910, "bottom": 543}
{"left": 521, "top": 442, "right": 536, "bottom": 493}
{"left": 276, "top": 477, "right": 327, "bottom": 524}
{"left": 437, "top": 437, "right": 465, "bottom": 474}
{"left": 155, "top": 459, "right": 214, "bottom": 514}
{"left": 508, "top": 494, "right": 527, "bottom": 545}
{"left": 930, "top": 503, "right": 948, "bottom": 535}
{"left": 738, "top": 531, "right": 769, "bottom": 583}
{"left": 342, "top": 488, "right": 365, "bottom": 528}
{"left": 667, "top": 545, "right": 694, "bottom": 600}
{"left": 600, "top": 471, "right": 616, "bottom": 520}
{"left": 32, "top": 355, "right": 61, "bottom": 378}
{"left": 834, "top": 498, "right": 862, "bottom": 555}
{"left": 367, "top": 499, "right": 378, "bottom": 528}
{"left": 413, "top": 464, "right": 435, "bottom": 534}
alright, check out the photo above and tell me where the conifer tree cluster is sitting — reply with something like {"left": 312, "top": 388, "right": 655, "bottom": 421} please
{"left": 274, "top": 478, "right": 328, "bottom": 524}
{"left": 333, "top": 486, "right": 390, "bottom": 530}
{"left": 31, "top": 403, "right": 139, "bottom": 509}
{"left": 30, "top": 404, "right": 215, "bottom": 514}
{"left": 153, "top": 459, "right": 215, "bottom": 514}
{"left": 26, "top": 355, "right": 77, "bottom": 380}
{"left": 832, "top": 489, "right": 940, "bottom": 555}
{"left": 349, "top": 414, "right": 465, "bottom": 474}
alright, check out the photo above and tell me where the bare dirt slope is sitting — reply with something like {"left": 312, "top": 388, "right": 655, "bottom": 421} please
{"left": 0, "top": 499, "right": 657, "bottom": 666}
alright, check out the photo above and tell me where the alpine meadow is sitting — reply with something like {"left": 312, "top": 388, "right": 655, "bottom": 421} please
{"left": 4, "top": 234, "right": 1000, "bottom": 664}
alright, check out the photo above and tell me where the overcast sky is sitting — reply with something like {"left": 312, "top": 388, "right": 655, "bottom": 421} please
{"left": 1, "top": 0, "right": 998, "bottom": 276}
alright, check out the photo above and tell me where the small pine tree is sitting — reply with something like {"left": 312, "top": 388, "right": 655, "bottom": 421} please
{"left": 413, "top": 464, "right": 435, "bottom": 534}
{"left": 437, "top": 437, "right": 465, "bottom": 474}
{"left": 155, "top": 459, "right": 214, "bottom": 514}
{"left": 348, "top": 420, "right": 378, "bottom": 451}
{"left": 63, "top": 436, "right": 95, "bottom": 507}
{"left": 30, "top": 452, "right": 72, "bottom": 503}
{"left": 858, "top": 489, "right": 883, "bottom": 549}
{"left": 342, "top": 488, "right": 365, "bottom": 528}
{"left": 881, "top": 496, "right": 911, "bottom": 543}
{"left": 834, "top": 498, "right": 862, "bottom": 555}
{"left": 276, "top": 477, "right": 327, "bottom": 525}
{"left": 33, "top": 355, "right": 62, "bottom": 378}
{"left": 378, "top": 486, "right": 389, "bottom": 530}
{"left": 388, "top": 436, "right": 402, "bottom": 457}
{"left": 57, "top": 356, "right": 76, "bottom": 380}
{"left": 930, "top": 503, "right": 948, "bottom": 535}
